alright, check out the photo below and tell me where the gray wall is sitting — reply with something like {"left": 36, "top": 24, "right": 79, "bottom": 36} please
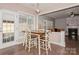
{"left": 55, "top": 18, "right": 66, "bottom": 29}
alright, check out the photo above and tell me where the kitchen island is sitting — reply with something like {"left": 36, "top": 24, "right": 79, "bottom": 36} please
{"left": 49, "top": 30, "right": 65, "bottom": 47}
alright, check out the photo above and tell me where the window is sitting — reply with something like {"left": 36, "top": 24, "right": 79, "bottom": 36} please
{"left": 19, "top": 14, "right": 34, "bottom": 32}
{"left": 28, "top": 16, "right": 33, "bottom": 25}
{"left": 3, "top": 20, "right": 14, "bottom": 43}
{"left": 28, "top": 16, "right": 34, "bottom": 30}
{"left": 19, "top": 15, "right": 27, "bottom": 23}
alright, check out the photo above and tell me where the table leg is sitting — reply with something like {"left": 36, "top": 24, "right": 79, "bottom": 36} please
{"left": 38, "top": 35, "right": 40, "bottom": 55}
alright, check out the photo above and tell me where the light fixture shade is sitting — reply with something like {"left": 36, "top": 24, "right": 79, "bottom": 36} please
{"left": 36, "top": 9, "right": 40, "bottom": 13}
{"left": 35, "top": 3, "right": 40, "bottom": 14}
{"left": 35, "top": 9, "right": 40, "bottom": 14}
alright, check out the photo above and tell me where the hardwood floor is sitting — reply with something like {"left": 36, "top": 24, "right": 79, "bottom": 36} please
{"left": 0, "top": 44, "right": 65, "bottom": 55}
{"left": 65, "top": 36, "right": 79, "bottom": 55}
{"left": 0, "top": 37, "right": 79, "bottom": 55}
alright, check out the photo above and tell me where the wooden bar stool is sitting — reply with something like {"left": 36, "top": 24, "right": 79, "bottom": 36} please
{"left": 24, "top": 31, "right": 39, "bottom": 52}
{"left": 40, "top": 30, "right": 51, "bottom": 55}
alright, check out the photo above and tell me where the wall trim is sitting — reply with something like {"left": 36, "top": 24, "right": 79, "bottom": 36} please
{"left": 0, "top": 41, "right": 23, "bottom": 49}
{"left": 51, "top": 41, "right": 65, "bottom": 47}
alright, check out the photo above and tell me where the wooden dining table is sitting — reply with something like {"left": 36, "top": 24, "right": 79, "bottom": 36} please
{"left": 31, "top": 31, "right": 45, "bottom": 55}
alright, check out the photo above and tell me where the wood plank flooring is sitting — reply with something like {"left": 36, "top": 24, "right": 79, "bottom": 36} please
{"left": 0, "top": 37, "right": 79, "bottom": 55}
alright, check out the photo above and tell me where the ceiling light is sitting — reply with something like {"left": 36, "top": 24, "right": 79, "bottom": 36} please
{"left": 35, "top": 3, "right": 40, "bottom": 14}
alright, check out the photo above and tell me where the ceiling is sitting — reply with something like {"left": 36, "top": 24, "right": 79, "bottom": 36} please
{"left": 42, "top": 5, "right": 79, "bottom": 19}
{"left": 20, "top": 3, "right": 79, "bottom": 15}
{"left": 0, "top": 3, "right": 78, "bottom": 19}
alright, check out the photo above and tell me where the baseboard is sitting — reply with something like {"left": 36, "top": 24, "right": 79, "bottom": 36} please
{"left": 0, "top": 41, "right": 23, "bottom": 49}
{"left": 51, "top": 42, "right": 65, "bottom": 47}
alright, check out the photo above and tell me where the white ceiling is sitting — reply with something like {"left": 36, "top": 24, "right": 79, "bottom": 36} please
{"left": 42, "top": 5, "right": 79, "bottom": 19}
{"left": 20, "top": 3, "right": 79, "bottom": 15}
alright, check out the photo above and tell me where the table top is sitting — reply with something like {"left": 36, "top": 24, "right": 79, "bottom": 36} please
{"left": 31, "top": 31, "right": 45, "bottom": 34}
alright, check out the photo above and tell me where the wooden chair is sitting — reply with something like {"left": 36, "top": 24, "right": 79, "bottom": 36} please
{"left": 23, "top": 30, "right": 39, "bottom": 52}
{"left": 21, "top": 23, "right": 38, "bottom": 52}
{"left": 22, "top": 31, "right": 27, "bottom": 47}
{"left": 40, "top": 30, "right": 51, "bottom": 54}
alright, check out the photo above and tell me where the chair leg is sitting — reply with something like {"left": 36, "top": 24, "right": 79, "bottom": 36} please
{"left": 36, "top": 38, "right": 38, "bottom": 48}
{"left": 23, "top": 42, "right": 25, "bottom": 46}
{"left": 28, "top": 39, "right": 31, "bottom": 52}
{"left": 23, "top": 39, "right": 25, "bottom": 46}
{"left": 43, "top": 42, "right": 44, "bottom": 48}
{"left": 49, "top": 46, "right": 51, "bottom": 51}
{"left": 23, "top": 36, "right": 27, "bottom": 46}
{"left": 25, "top": 43, "right": 27, "bottom": 50}
{"left": 49, "top": 43, "right": 51, "bottom": 51}
{"left": 25, "top": 40, "right": 27, "bottom": 50}
{"left": 46, "top": 43, "right": 48, "bottom": 55}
